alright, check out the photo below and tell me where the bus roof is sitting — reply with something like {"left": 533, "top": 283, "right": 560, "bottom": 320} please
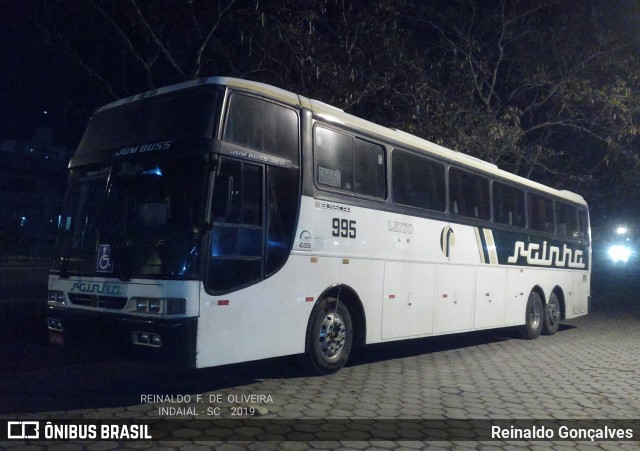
{"left": 94, "top": 76, "right": 587, "bottom": 206}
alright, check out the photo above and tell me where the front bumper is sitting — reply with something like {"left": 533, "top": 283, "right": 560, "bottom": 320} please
{"left": 47, "top": 306, "right": 197, "bottom": 368}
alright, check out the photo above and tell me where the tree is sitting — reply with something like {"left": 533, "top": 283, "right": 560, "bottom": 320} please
{"left": 31, "top": 0, "right": 640, "bottom": 208}
{"left": 404, "top": 1, "right": 639, "bottom": 189}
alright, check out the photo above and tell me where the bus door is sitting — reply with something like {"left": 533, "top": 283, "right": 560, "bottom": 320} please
{"left": 206, "top": 157, "right": 265, "bottom": 293}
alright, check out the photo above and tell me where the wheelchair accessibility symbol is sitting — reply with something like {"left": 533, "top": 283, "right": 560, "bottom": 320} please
{"left": 96, "top": 244, "right": 114, "bottom": 273}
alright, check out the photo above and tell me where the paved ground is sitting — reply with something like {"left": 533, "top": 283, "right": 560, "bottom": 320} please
{"left": 1, "top": 303, "right": 639, "bottom": 449}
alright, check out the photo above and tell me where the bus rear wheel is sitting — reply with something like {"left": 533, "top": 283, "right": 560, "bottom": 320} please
{"left": 519, "top": 292, "right": 543, "bottom": 340}
{"left": 304, "top": 298, "right": 353, "bottom": 375}
{"left": 542, "top": 292, "right": 561, "bottom": 336}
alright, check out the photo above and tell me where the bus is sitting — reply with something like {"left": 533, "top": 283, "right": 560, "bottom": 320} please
{"left": 47, "top": 77, "right": 591, "bottom": 374}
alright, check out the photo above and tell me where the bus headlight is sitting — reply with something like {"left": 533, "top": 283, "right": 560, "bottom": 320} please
{"left": 132, "top": 297, "right": 186, "bottom": 315}
{"left": 48, "top": 290, "right": 66, "bottom": 306}
{"left": 148, "top": 299, "right": 161, "bottom": 313}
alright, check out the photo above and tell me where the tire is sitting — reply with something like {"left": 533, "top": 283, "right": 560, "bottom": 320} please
{"left": 542, "top": 292, "right": 561, "bottom": 336}
{"left": 303, "top": 298, "right": 353, "bottom": 375}
{"left": 519, "top": 291, "right": 543, "bottom": 340}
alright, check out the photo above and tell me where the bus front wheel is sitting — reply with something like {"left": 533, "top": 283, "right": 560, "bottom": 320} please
{"left": 519, "top": 292, "right": 543, "bottom": 340}
{"left": 304, "top": 298, "right": 353, "bottom": 375}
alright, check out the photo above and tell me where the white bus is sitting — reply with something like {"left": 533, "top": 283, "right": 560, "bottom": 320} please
{"left": 48, "top": 77, "right": 591, "bottom": 374}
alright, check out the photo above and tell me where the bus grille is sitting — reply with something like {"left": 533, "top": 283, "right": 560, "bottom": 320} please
{"left": 68, "top": 293, "right": 128, "bottom": 310}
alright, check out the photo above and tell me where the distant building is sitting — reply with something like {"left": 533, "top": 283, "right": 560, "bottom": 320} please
{"left": 0, "top": 128, "right": 72, "bottom": 257}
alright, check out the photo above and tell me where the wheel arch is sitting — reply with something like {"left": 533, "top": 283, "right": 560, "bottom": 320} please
{"left": 311, "top": 283, "right": 367, "bottom": 349}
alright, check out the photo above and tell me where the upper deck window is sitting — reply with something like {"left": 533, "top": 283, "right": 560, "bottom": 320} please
{"left": 224, "top": 93, "right": 299, "bottom": 163}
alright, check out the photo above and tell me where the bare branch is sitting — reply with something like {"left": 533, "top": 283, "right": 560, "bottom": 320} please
{"left": 129, "top": 0, "right": 186, "bottom": 79}
{"left": 44, "top": 11, "right": 120, "bottom": 99}
{"left": 87, "top": 0, "right": 155, "bottom": 89}
{"left": 194, "top": 0, "right": 238, "bottom": 78}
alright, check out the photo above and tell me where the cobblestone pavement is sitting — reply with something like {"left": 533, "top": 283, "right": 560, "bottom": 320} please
{"left": 1, "top": 306, "right": 639, "bottom": 449}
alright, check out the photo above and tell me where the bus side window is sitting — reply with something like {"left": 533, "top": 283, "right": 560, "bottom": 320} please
{"left": 314, "top": 126, "right": 354, "bottom": 192}
{"left": 391, "top": 149, "right": 445, "bottom": 212}
{"left": 354, "top": 138, "right": 386, "bottom": 199}
{"left": 527, "top": 193, "right": 554, "bottom": 233}
{"left": 449, "top": 167, "right": 490, "bottom": 220}
{"left": 556, "top": 202, "right": 579, "bottom": 238}
{"left": 493, "top": 182, "right": 525, "bottom": 227}
{"left": 578, "top": 209, "right": 589, "bottom": 241}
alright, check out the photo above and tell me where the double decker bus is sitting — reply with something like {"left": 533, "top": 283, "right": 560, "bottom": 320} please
{"left": 48, "top": 77, "right": 591, "bottom": 374}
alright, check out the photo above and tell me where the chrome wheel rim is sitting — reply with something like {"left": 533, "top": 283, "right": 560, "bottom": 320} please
{"left": 530, "top": 299, "right": 542, "bottom": 330}
{"left": 318, "top": 312, "right": 346, "bottom": 361}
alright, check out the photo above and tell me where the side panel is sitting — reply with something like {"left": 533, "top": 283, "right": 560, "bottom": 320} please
{"left": 381, "top": 261, "right": 435, "bottom": 339}
{"left": 572, "top": 272, "right": 590, "bottom": 315}
{"left": 339, "top": 258, "right": 385, "bottom": 344}
{"left": 434, "top": 265, "right": 475, "bottom": 333}
{"left": 474, "top": 267, "right": 507, "bottom": 329}
{"left": 196, "top": 253, "right": 334, "bottom": 368}
{"left": 506, "top": 268, "right": 527, "bottom": 326}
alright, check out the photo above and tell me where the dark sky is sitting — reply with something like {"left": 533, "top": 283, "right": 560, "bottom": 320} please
{"left": 1, "top": 13, "right": 47, "bottom": 141}
{"left": 0, "top": 3, "right": 99, "bottom": 148}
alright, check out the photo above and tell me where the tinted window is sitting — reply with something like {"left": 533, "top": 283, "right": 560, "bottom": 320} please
{"left": 449, "top": 167, "right": 490, "bottom": 219}
{"left": 315, "top": 126, "right": 354, "bottom": 191}
{"left": 392, "top": 150, "right": 445, "bottom": 211}
{"left": 224, "top": 94, "right": 299, "bottom": 163}
{"left": 265, "top": 165, "right": 298, "bottom": 276}
{"left": 527, "top": 193, "right": 554, "bottom": 233}
{"left": 493, "top": 182, "right": 525, "bottom": 227}
{"left": 354, "top": 138, "right": 385, "bottom": 198}
{"left": 208, "top": 158, "right": 263, "bottom": 292}
{"left": 578, "top": 209, "right": 589, "bottom": 241}
{"left": 314, "top": 126, "right": 386, "bottom": 199}
{"left": 556, "top": 202, "right": 579, "bottom": 238}
{"left": 76, "top": 87, "right": 218, "bottom": 160}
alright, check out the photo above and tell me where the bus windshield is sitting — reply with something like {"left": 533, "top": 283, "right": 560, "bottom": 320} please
{"left": 53, "top": 155, "right": 207, "bottom": 279}
{"left": 74, "top": 87, "right": 218, "bottom": 163}
{"left": 53, "top": 84, "right": 221, "bottom": 279}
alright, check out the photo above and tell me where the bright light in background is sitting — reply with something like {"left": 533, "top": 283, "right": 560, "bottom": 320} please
{"left": 608, "top": 245, "right": 632, "bottom": 263}
{"left": 616, "top": 226, "right": 628, "bottom": 235}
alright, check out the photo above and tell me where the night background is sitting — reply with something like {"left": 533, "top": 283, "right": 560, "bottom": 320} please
{"left": 1, "top": 0, "right": 639, "bottom": 311}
